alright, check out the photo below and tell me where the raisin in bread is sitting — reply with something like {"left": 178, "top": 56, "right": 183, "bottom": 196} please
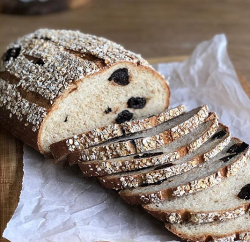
{"left": 98, "top": 122, "right": 231, "bottom": 190}
{"left": 50, "top": 105, "right": 185, "bottom": 161}
{"left": 144, "top": 147, "right": 250, "bottom": 225}
{"left": 165, "top": 213, "right": 250, "bottom": 242}
{"left": 68, "top": 105, "right": 209, "bottom": 162}
{"left": 0, "top": 29, "right": 169, "bottom": 155}
{"left": 119, "top": 138, "right": 249, "bottom": 204}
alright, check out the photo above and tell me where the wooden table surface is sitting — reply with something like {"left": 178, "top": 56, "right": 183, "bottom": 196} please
{"left": 1, "top": 1, "right": 250, "bottom": 241}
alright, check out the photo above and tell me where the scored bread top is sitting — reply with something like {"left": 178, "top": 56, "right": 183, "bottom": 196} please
{"left": 1, "top": 29, "right": 170, "bottom": 154}
{"left": 0, "top": 29, "right": 151, "bottom": 133}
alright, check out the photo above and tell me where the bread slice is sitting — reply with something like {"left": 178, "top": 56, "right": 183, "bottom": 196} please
{"left": 79, "top": 113, "right": 218, "bottom": 177}
{"left": 98, "top": 123, "right": 230, "bottom": 190}
{"left": 119, "top": 138, "right": 249, "bottom": 205}
{"left": 165, "top": 213, "right": 250, "bottom": 242}
{"left": 50, "top": 105, "right": 186, "bottom": 161}
{"left": 68, "top": 105, "right": 209, "bottom": 162}
{"left": 143, "top": 148, "right": 250, "bottom": 225}
{"left": 0, "top": 29, "right": 170, "bottom": 155}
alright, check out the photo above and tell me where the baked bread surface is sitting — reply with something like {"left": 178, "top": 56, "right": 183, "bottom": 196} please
{"left": 0, "top": 29, "right": 169, "bottom": 155}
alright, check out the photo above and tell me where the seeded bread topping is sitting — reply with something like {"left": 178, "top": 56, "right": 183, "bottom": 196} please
{"left": 0, "top": 29, "right": 169, "bottom": 154}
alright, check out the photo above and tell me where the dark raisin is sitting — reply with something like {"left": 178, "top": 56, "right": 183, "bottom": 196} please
{"left": 238, "top": 184, "right": 250, "bottom": 200}
{"left": 134, "top": 152, "right": 163, "bottom": 159}
{"left": 154, "top": 163, "right": 173, "bottom": 170}
{"left": 104, "top": 107, "right": 112, "bottom": 114}
{"left": 219, "top": 154, "right": 237, "bottom": 162}
{"left": 227, "top": 142, "right": 249, "bottom": 154}
{"left": 64, "top": 115, "right": 68, "bottom": 122}
{"left": 108, "top": 68, "right": 129, "bottom": 86}
{"left": 227, "top": 144, "right": 239, "bottom": 154}
{"left": 35, "top": 58, "right": 45, "bottom": 66}
{"left": 237, "top": 142, "right": 249, "bottom": 153}
{"left": 127, "top": 97, "right": 146, "bottom": 109}
{"left": 211, "top": 130, "right": 227, "bottom": 140}
{"left": 115, "top": 110, "right": 133, "bottom": 124}
{"left": 3, "top": 47, "right": 21, "bottom": 61}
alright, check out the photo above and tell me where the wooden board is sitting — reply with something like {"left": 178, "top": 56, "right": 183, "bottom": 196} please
{"left": 0, "top": 56, "right": 249, "bottom": 242}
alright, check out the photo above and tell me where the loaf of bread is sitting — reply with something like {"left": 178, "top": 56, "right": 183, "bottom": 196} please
{"left": 0, "top": 29, "right": 170, "bottom": 155}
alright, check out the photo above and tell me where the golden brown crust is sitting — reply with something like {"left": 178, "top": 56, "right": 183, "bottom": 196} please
{"left": 165, "top": 223, "right": 250, "bottom": 242}
{"left": 0, "top": 106, "right": 39, "bottom": 152}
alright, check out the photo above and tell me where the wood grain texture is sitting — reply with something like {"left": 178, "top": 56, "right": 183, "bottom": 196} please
{"left": 0, "top": 0, "right": 250, "bottom": 78}
{"left": 0, "top": 1, "right": 250, "bottom": 240}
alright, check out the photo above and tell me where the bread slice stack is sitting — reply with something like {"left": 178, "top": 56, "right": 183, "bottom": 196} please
{"left": 50, "top": 105, "right": 250, "bottom": 242}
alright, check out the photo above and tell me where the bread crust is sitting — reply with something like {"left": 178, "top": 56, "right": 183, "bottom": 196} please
{"left": 144, "top": 203, "right": 249, "bottom": 225}
{"left": 0, "top": 29, "right": 170, "bottom": 155}
{"left": 165, "top": 222, "right": 250, "bottom": 242}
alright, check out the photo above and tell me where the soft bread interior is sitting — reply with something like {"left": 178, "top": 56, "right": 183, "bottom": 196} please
{"left": 39, "top": 62, "right": 168, "bottom": 153}
{"left": 99, "top": 119, "right": 220, "bottom": 179}
{"left": 145, "top": 158, "right": 250, "bottom": 214}
{"left": 119, "top": 138, "right": 241, "bottom": 196}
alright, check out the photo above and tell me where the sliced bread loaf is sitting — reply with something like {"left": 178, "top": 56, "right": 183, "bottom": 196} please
{"left": 79, "top": 113, "right": 218, "bottom": 177}
{"left": 0, "top": 29, "right": 170, "bottom": 155}
{"left": 143, "top": 148, "right": 250, "bottom": 225}
{"left": 119, "top": 138, "right": 249, "bottom": 204}
{"left": 165, "top": 213, "right": 250, "bottom": 242}
{"left": 98, "top": 123, "right": 230, "bottom": 190}
{"left": 50, "top": 105, "right": 186, "bottom": 161}
{"left": 68, "top": 105, "right": 209, "bottom": 162}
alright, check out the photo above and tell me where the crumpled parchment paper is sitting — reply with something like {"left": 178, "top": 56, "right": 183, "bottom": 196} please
{"left": 3, "top": 34, "right": 250, "bottom": 242}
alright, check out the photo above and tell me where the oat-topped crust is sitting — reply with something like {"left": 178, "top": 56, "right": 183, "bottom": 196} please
{"left": 0, "top": 29, "right": 151, "bottom": 134}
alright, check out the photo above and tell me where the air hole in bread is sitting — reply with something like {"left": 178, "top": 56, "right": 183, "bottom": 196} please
{"left": 127, "top": 97, "right": 146, "bottom": 109}
{"left": 108, "top": 68, "right": 129, "bottom": 86}
{"left": 115, "top": 110, "right": 133, "bottom": 124}
{"left": 3, "top": 47, "right": 21, "bottom": 61}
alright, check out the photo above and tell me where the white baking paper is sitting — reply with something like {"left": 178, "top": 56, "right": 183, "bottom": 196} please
{"left": 3, "top": 34, "right": 250, "bottom": 242}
